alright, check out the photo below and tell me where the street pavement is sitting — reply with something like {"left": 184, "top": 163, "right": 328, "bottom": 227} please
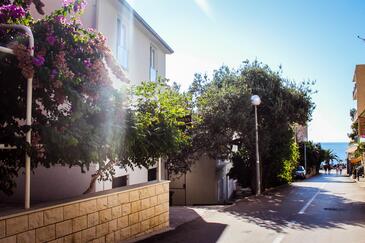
{"left": 138, "top": 172, "right": 365, "bottom": 243}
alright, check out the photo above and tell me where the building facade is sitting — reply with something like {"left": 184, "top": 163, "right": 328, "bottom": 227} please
{"left": 353, "top": 65, "right": 365, "bottom": 141}
{"left": 348, "top": 64, "right": 365, "bottom": 170}
{"left": 169, "top": 155, "right": 236, "bottom": 206}
{"left": 0, "top": 0, "right": 173, "bottom": 203}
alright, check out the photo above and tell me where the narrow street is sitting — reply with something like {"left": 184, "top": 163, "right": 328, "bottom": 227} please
{"left": 140, "top": 172, "right": 365, "bottom": 243}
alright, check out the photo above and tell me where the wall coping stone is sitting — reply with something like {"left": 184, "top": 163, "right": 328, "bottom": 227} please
{"left": 0, "top": 180, "right": 170, "bottom": 220}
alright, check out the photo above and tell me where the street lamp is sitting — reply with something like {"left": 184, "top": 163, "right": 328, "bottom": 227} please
{"left": 251, "top": 95, "right": 261, "bottom": 195}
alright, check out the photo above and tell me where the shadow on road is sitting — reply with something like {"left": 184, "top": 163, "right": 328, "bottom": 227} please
{"left": 138, "top": 216, "right": 227, "bottom": 243}
{"left": 224, "top": 174, "right": 365, "bottom": 233}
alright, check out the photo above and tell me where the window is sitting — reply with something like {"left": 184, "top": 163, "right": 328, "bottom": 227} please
{"left": 148, "top": 168, "right": 157, "bottom": 181}
{"left": 112, "top": 175, "right": 128, "bottom": 188}
{"left": 117, "top": 18, "right": 128, "bottom": 69}
{"left": 150, "top": 46, "right": 157, "bottom": 81}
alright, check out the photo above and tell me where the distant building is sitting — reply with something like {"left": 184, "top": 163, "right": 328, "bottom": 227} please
{"left": 353, "top": 65, "right": 365, "bottom": 142}
{"left": 349, "top": 64, "right": 365, "bottom": 170}
{"left": 294, "top": 124, "right": 308, "bottom": 143}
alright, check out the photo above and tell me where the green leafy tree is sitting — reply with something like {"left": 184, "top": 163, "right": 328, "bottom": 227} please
{"left": 322, "top": 149, "right": 339, "bottom": 165}
{"left": 190, "top": 61, "right": 315, "bottom": 192}
{"left": 278, "top": 140, "right": 299, "bottom": 183}
{"left": 348, "top": 108, "right": 358, "bottom": 143}
{"left": 83, "top": 79, "right": 195, "bottom": 193}
{"left": 298, "top": 141, "right": 326, "bottom": 173}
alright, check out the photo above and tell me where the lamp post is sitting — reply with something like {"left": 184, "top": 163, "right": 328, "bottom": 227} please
{"left": 251, "top": 95, "right": 261, "bottom": 195}
{"left": 304, "top": 140, "right": 307, "bottom": 174}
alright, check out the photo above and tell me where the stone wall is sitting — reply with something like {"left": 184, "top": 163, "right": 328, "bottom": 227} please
{"left": 0, "top": 181, "right": 169, "bottom": 243}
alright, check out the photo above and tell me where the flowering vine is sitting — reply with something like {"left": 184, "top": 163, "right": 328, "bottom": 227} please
{"left": 0, "top": 0, "right": 129, "bottom": 195}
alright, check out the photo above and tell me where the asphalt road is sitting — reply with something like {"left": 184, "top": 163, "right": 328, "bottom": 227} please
{"left": 139, "top": 172, "right": 365, "bottom": 243}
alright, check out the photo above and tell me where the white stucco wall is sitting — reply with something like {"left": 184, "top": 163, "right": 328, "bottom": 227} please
{"left": 0, "top": 165, "right": 94, "bottom": 203}
{"left": 170, "top": 156, "right": 236, "bottom": 206}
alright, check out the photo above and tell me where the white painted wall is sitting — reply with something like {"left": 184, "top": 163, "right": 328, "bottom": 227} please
{"left": 0, "top": 165, "right": 94, "bottom": 203}
{"left": 170, "top": 156, "right": 236, "bottom": 206}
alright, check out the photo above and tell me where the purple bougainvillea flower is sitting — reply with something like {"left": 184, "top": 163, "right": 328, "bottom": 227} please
{"left": 73, "top": 0, "right": 87, "bottom": 13}
{"left": 0, "top": 4, "right": 25, "bottom": 23}
{"left": 46, "top": 35, "right": 56, "bottom": 46}
{"left": 33, "top": 55, "right": 45, "bottom": 67}
{"left": 50, "top": 69, "right": 58, "bottom": 79}
{"left": 62, "top": 0, "right": 73, "bottom": 7}
{"left": 83, "top": 58, "right": 92, "bottom": 68}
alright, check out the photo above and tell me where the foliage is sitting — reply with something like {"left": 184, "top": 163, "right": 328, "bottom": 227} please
{"left": 229, "top": 149, "right": 253, "bottom": 189}
{"left": 191, "top": 61, "right": 315, "bottom": 192}
{"left": 351, "top": 142, "right": 365, "bottom": 159}
{"left": 348, "top": 108, "right": 358, "bottom": 143}
{"left": 124, "top": 80, "right": 194, "bottom": 174}
{"left": 322, "top": 149, "right": 339, "bottom": 164}
{"left": 278, "top": 140, "right": 299, "bottom": 183}
{"left": 298, "top": 141, "right": 327, "bottom": 173}
{"left": 82, "top": 79, "right": 195, "bottom": 193}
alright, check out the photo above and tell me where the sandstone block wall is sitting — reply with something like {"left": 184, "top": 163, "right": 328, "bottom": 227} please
{"left": 0, "top": 181, "right": 169, "bottom": 243}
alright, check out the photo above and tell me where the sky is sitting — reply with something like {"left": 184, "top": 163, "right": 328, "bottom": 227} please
{"left": 127, "top": 0, "right": 365, "bottom": 143}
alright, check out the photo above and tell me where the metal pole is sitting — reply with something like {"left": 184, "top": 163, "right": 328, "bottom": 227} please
{"left": 304, "top": 143, "right": 307, "bottom": 173}
{"left": 24, "top": 27, "right": 34, "bottom": 210}
{"left": 255, "top": 106, "right": 261, "bottom": 195}
{"left": 0, "top": 24, "right": 34, "bottom": 209}
{"left": 157, "top": 157, "right": 162, "bottom": 181}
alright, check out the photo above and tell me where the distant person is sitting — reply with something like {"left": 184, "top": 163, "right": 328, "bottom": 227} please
{"left": 336, "top": 165, "right": 339, "bottom": 175}
{"left": 339, "top": 164, "right": 343, "bottom": 175}
{"left": 324, "top": 165, "right": 328, "bottom": 174}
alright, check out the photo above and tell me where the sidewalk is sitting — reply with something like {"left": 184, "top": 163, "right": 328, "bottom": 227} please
{"left": 353, "top": 175, "right": 365, "bottom": 188}
{"left": 169, "top": 205, "right": 229, "bottom": 229}
{"left": 130, "top": 206, "right": 228, "bottom": 242}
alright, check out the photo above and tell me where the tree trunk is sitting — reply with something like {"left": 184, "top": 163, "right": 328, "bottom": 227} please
{"left": 83, "top": 160, "right": 116, "bottom": 194}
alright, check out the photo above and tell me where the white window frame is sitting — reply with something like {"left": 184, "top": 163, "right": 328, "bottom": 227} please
{"left": 150, "top": 45, "right": 158, "bottom": 81}
{"left": 116, "top": 18, "right": 128, "bottom": 70}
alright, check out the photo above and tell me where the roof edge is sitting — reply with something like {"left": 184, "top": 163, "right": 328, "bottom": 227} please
{"left": 118, "top": 0, "right": 174, "bottom": 54}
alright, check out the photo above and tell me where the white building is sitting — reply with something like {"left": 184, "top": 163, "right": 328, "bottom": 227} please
{"left": 169, "top": 156, "right": 236, "bottom": 206}
{"left": 0, "top": 0, "right": 173, "bottom": 203}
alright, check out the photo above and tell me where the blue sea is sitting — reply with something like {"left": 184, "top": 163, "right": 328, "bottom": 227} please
{"left": 320, "top": 142, "right": 348, "bottom": 163}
